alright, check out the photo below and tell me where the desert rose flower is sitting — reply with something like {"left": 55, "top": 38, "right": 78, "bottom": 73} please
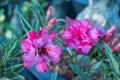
{"left": 62, "top": 17, "right": 100, "bottom": 54}
{"left": 21, "top": 28, "right": 61, "bottom": 72}
{"left": 105, "top": 26, "right": 120, "bottom": 52}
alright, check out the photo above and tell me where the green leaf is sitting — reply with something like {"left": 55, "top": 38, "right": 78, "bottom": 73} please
{"left": 104, "top": 44, "right": 120, "bottom": 77}
{"left": 101, "top": 63, "right": 108, "bottom": 80}
{"left": 7, "top": 64, "right": 22, "bottom": 70}
{"left": 69, "top": 64, "right": 91, "bottom": 80}
{"left": 50, "top": 73, "right": 57, "bottom": 80}
{"left": 19, "top": 16, "right": 28, "bottom": 33}
{"left": 16, "top": 6, "right": 33, "bottom": 30}
{"left": 31, "top": 0, "right": 45, "bottom": 26}
{"left": 31, "top": 7, "right": 41, "bottom": 30}
{"left": 3, "top": 39, "right": 18, "bottom": 64}
{"left": 11, "top": 75, "right": 25, "bottom": 80}
{"left": 16, "top": 25, "right": 23, "bottom": 37}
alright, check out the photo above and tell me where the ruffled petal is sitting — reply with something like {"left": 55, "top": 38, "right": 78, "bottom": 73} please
{"left": 34, "top": 54, "right": 43, "bottom": 64}
{"left": 49, "top": 32, "right": 57, "bottom": 42}
{"left": 77, "top": 45, "right": 91, "bottom": 54}
{"left": 62, "top": 29, "right": 72, "bottom": 40}
{"left": 82, "top": 19, "right": 90, "bottom": 27}
{"left": 21, "top": 39, "right": 32, "bottom": 53}
{"left": 22, "top": 49, "right": 35, "bottom": 68}
{"left": 71, "top": 20, "right": 81, "bottom": 27}
{"left": 36, "top": 60, "right": 49, "bottom": 72}
{"left": 40, "top": 29, "right": 52, "bottom": 44}
{"left": 28, "top": 31, "right": 39, "bottom": 40}
{"left": 47, "top": 45, "right": 61, "bottom": 64}
{"left": 32, "top": 38, "right": 44, "bottom": 48}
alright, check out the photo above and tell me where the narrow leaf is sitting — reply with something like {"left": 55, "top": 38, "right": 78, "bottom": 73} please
{"left": 16, "top": 6, "right": 33, "bottom": 30}
{"left": 31, "top": 7, "right": 41, "bottom": 30}
{"left": 19, "top": 16, "right": 28, "bottom": 33}
{"left": 69, "top": 64, "right": 91, "bottom": 80}
{"left": 104, "top": 43, "right": 120, "bottom": 77}
{"left": 3, "top": 39, "right": 18, "bottom": 64}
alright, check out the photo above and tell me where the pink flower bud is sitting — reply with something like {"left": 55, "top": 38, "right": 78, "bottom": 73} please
{"left": 46, "top": 6, "right": 52, "bottom": 20}
{"left": 105, "top": 26, "right": 116, "bottom": 43}
{"left": 111, "top": 33, "right": 120, "bottom": 47}
{"left": 112, "top": 42, "right": 120, "bottom": 52}
{"left": 46, "top": 18, "right": 56, "bottom": 30}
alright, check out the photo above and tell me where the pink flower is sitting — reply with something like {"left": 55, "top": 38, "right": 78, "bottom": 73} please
{"left": 21, "top": 28, "right": 61, "bottom": 72}
{"left": 62, "top": 17, "right": 100, "bottom": 54}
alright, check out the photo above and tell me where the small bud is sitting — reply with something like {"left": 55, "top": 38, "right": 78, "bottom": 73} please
{"left": 46, "top": 18, "right": 56, "bottom": 30}
{"left": 111, "top": 33, "right": 120, "bottom": 47}
{"left": 112, "top": 42, "right": 120, "bottom": 52}
{"left": 105, "top": 26, "right": 116, "bottom": 43}
{"left": 46, "top": 6, "right": 52, "bottom": 20}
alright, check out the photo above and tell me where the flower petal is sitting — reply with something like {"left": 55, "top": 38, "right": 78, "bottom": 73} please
{"left": 40, "top": 29, "right": 52, "bottom": 44}
{"left": 21, "top": 39, "right": 32, "bottom": 53}
{"left": 82, "top": 19, "right": 90, "bottom": 27}
{"left": 94, "top": 24, "right": 106, "bottom": 38}
{"left": 22, "top": 48, "right": 35, "bottom": 68}
{"left": 47, "top": 45, "right": 61, "bottom": 64}
{"left": 34, "top": 54, "right": 43, "bottom": 64}
{"left": 28, "top": 31, "right": 39, "bottom": 40}
{"left": 49, "top": 32, "right": 57, "bottom": 42}
{"left": 62, "top": 29, "right": 72, "bottom": 40}
{"left": 36, "top": 60, "right": 49, "bottom": 72}
{"left": 77, "top": 45, "right": 91, "bottom": 54}
{"left": 32, "top": 38, "right": 44, "bottom": 48}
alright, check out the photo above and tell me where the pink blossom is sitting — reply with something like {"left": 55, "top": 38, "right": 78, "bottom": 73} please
{"left": 21, "top": 28, "right": 61, "bottom": 72}
{"left": 62, "top": 17, "right": 100, "bottom": 54}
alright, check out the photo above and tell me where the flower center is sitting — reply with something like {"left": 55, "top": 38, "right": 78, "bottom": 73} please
{"left": 38, "top": 46, "right": 47, "bottom": 56}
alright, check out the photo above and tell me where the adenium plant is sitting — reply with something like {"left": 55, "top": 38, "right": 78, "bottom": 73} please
{"left": 1, "top": 1, "right": 120, "bottom": 80}
{"left": 19, "top": 3, "right": 120, "bottom": 80}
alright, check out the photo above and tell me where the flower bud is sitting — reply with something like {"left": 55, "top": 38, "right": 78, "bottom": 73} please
{"left": 105, "top": 26, "right": 116, "bottom": 43}
{"left": 111, "top": 33, "right": 120, "bottom": 47}
{"left": 112, "top": 42, "right": 120, "bottom": 52}
{"left": 46, "top": 18, "right": 56, "bottom": 30}
{"left": 46, "top": 6, "right": 52, "bottom": 20}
